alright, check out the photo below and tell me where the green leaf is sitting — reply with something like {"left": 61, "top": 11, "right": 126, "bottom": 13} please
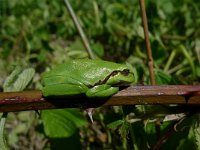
{"left": 12, "top": 68, "right": 35, "bottom": 91}
{"left": 107, "top": 119, "right": 129, "bottom": 139}
{"left": 3, "top": 67, "right": 21, "bottom": 92}
{"left": 0, "top": 114, "right": 9, "bottom": 150}
{"left": 62, "top": 109, "right": 87, "bottom": 128}
{"left": 41, "top": 109, "right": 87, "bottom": 138}
{"left": 91, "top": 42, "right": 104, "bottom": 57}
{"left": 107, "top": 119, "right": 124, "bottom": 129}
{"left": 3, "top": 67, "right": 35, "bottom": 92}
{"left": 1, "top": 67, "right": 35, "bottom": 150}
{"left": 155, "top": 69, "right": 173, "bottom": 84}
{"left": 119, "top": 121, "right": 129, "bottom": 138}
{"left": 178, "top": 45, "right": 196, "bottom": 79}
{"left": 193, "top": 121, "right": 200, "bottom": 149}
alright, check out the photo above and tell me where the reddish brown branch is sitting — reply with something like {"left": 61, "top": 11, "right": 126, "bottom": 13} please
{"left": 0, "top": 85, "right": 199, "bottom": 112}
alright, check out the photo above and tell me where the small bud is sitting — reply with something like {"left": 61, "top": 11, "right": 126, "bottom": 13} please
{"left": 86, "top": 108, "right": 94, "bottom": 123}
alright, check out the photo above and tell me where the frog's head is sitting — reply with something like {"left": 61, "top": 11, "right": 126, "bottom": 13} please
{"left": 106, "top": 69, "right": 134, "bottom": 86}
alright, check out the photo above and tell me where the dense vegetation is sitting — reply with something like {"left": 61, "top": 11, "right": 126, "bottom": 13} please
{"left": 0, "top": 0, "right": 200, "bottom": 149}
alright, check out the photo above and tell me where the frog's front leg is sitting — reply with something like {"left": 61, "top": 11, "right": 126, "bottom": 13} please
{"left": 86, "top": 84, "right": 119, "bottom": 97}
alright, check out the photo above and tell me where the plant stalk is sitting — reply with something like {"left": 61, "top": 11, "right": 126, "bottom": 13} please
{"left": 139, "top": 0, "right": 156, "bottom": 85}
{"left": 63, "top": 0, "right": 96, "bottom": 59}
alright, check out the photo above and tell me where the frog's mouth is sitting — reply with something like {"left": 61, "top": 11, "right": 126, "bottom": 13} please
{"left": 113, "top": 81, "right": 133, "bottom": 86}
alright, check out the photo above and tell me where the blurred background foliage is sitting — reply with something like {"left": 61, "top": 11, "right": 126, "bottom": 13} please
{"left": 0, "top": 0, "right": 200, "bottom": 149}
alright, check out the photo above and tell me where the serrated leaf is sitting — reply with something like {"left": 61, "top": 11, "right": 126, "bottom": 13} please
{"left": 155, "top": 69, "right": 172, "bottom": 85}
{"left": 107, "top": 120, "right": 124, "bottom": 129}
{"left": 1, "top": 67, "right": 35, "bottom": 149}
{"left": 119, "top": 121, "right": 129, "bottom": 138}
{"left": 107, "top": 120, "right": 129, "bottom": 138}
{"left": 3, "top": 67, "right": 35, "bottom": 92}
{"left": 193, "top": 121, "right": 200, "bottom": 149}
{"left": 41, "top": 109, "right": 87, "bottom": 138}
{"left": 3, "top": 67, "right": 21, "bottom": 92}
{"left": 12, "top": 68, "right": 35, "bottom": 91}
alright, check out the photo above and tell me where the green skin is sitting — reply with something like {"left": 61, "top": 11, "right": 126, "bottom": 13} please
{"left": 42, "top": 59, "right": 134, "bottom": 97}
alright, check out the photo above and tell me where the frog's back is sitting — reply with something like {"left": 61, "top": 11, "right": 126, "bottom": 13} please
{"left": 71, "top": 59, "right": 127, "bottom": 71}
{"left": 43, "top": 59, "right": 128, "bottom": 85}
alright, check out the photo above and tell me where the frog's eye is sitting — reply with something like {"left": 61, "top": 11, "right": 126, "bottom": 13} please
{"left": 121, "top": 69, "right": 130, "bottom": 76}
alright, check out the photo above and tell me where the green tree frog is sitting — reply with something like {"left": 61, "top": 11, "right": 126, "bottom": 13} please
{"left": 41, "top": 59, "right": 134, "bottom": 98}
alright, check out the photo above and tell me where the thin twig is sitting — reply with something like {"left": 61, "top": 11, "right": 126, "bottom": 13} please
{"left": 0, "top": 85, "right": 199, "bottom": 112}
{"left": 152, "top": 123, "right": 176, "bottom": 150}
{"left": 63, "top": 0, "right": 95, "bottom": 59}
{"left": 128, "top": 113, "right": 187, "bottom": 124}
{"left": 139, "top": 0, "right": 156, "bottom": 85}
